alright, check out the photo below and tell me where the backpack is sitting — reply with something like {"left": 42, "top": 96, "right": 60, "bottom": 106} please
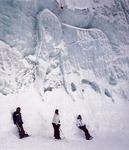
{"left": 12, "top": 112, "right": 16, "bottom": 124}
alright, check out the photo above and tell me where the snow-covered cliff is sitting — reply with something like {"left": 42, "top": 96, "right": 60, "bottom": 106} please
{"left": 0, "top": 0, "right": 129, "bottom": 99}
{"left": 0, "top": 1, "right": 129, "bottom": 146}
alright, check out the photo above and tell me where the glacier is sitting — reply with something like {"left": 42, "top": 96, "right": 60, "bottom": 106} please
{"left": 0, "top": 40, "right": 34, "bottom": 95}
{"left": 0, "top": 1, "right": 129, "bottom": 149}
{"left": 0, "top": 0, "right": 128, "bottom": 99}
{"left": 0, "top": 0, "right": 129, "bottom": 150}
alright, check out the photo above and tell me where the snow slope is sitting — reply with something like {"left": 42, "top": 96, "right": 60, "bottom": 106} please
{"left": 0, "top": 85, "right": 129, "bottom": 150}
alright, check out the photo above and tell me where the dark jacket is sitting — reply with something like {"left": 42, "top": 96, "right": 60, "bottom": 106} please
{"left": 13, "top": 111, "right": 23, "bottom": 125}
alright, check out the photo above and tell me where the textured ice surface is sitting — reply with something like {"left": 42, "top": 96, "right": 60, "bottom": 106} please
{"left": 0, "top": 0, "right": 128, "bottom": 100}
{"left": 0, "top": 1, "right": 129, "bottom": 149}
{"left": 35, "top": 8, "right": 129, "bottom": 101}
{"left": 0, "top": 40, "right": 34, "bottom": 95}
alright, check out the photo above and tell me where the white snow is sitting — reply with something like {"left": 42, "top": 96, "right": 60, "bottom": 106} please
{"left": 0, "top": 41, "right": 34, "bottom": 95}
{"left": 0, "top": 0, "right": 129, "bottom": 150}
{"left": 63, "top": 0, "right": 115, "bottom": 9}
{"left": 0, "top": 84, "right": 129, "bottom": 150}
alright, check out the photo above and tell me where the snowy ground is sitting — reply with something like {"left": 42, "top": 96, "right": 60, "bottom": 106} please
{"left": 0, "top": 84, "right": 129, "bottom": 150}
{"left": 0, "top": 134, "right": 129, "bottom": 150}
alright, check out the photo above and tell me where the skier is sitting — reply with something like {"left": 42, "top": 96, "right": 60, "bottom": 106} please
{"left": 76, "top": 115, "right": 93, "bottom": 140}
{"left": 52, "top": 109, "right": 61, "bottom": 139}
{"left": 13, "top": 107, "right": 29, "bottom": 139}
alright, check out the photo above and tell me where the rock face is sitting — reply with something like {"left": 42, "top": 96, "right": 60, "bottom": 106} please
{"left": 0, "top": 0, "right": 129, "bottom": 99}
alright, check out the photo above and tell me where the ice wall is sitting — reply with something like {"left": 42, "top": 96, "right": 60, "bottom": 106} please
{"left": 0, "top": 0, "right": 129, "bottom": 99}
{"left": 0, "top": 1, "right": 37, "bottom": 55}
{"left": 35, "top": 7, "right": 129, "bottom": 102}
{"left": 0, "top": 40, "right": 34, "bottom": 95}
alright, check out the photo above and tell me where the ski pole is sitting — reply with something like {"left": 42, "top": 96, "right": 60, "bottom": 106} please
{"left": 60, "top": 128, "right": 66, "bottom": 139}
